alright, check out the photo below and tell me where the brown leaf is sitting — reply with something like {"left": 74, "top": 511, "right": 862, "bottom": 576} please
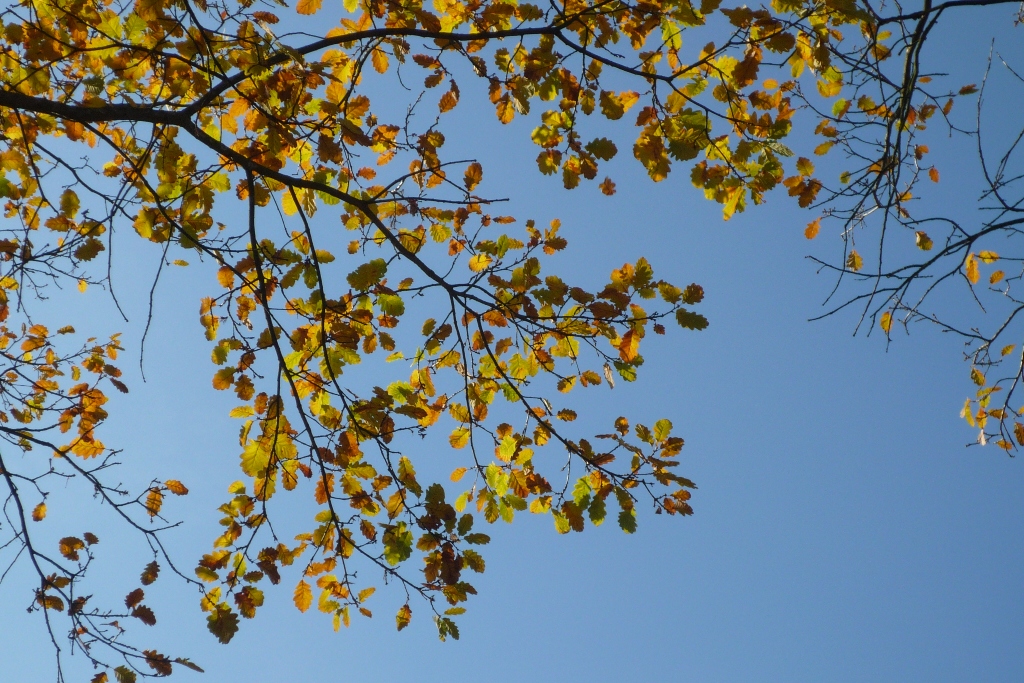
{"left": 125, "top": 588, "right": 145, "bottom": 609}
{"left": 132, "top": 604, "right": 156, "bottom": 626}
{"left": 143, "top": 651, "right": 172, "bottom": 676}
{"left": 140, "top": 561, "right": 160, "bottom": 585}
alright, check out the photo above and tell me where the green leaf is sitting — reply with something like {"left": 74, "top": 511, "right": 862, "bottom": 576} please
{"left": 206, "top": 604, "right": 239, "bottom": 644}
{"left": 585, "top": 137, "right": 618, "bottom": 161}
{"left": 675, "top": 309, "right": 709, "bottom": 330}
{"left": 552, "top": 510, "right": 571, "bottom": 534}
{"left": 383, "top": 522, "right": 413, "bottom": 566}
{"left": 74, "top": 237, "right": 105, "bottom": 261}
{"left": 618, "top": 509, "right": 637, "bottom": 533}
{"left": 588, "top": 496, "right": 607, "bottom": 526}
{"left": 653, "top": 418, "right": 672, "bottom": 442}
{"left": 347, "top": 259, "right": 387, "bottom": 290}
{"left": 378, "top": 293, "right": 405, "bottom": 316}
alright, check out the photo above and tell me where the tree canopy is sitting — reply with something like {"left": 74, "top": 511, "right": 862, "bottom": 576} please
{"left": 0, "top": 0, "right": 1020, "bottom": 679}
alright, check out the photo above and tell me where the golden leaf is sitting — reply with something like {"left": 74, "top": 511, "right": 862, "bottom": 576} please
{"left": 618, "top": 330, "right": 640, "bottom": 362}
{"left": 978, "top": 250, "right": 999, "bottom": 264}
{"left": 846, "top": 250, "right": 863, "bottom": 272}
{"left": 296, "top": 0, "right": 323, "bottom": 14}
{"left": 915, "top": 231, "right": 933, "bottom": 251}
{"left": 464, "top": 163, "right": 482, "bottom": 191}
{"left": 880, "top": 311, "right": 893, "bottom": 334}
{"left": 165, "top": 480, "right": 188, "bottom": 495}
{"left": 294, "top": 580, "right": 313, "bottom": 612}
{"left": 217, "top": 266, "right": 235, "bottom": 289}
{"left": 468, "top": 254, "right": 492, "bottom": 272}
{"left": 804, "top": 218, "right": 820, "bottom": 240}
{"left": 396, "top": 603, "right": 412, "bottom": 631}
{"left": 59, "top": 536, "right": 85, "bottom": 560}
{"left": 372, "top": 48, "right": 389, "bottom": 74}
{"left": 439, "top": 86, "right": 459, "bottom": 112}
{"left": 965, "top": 253, "right": 979, "bottom": 284}
{"left": 31, "top": 502, "right": 46, "bottom": 521}
{"left": 145, "top": 489, "right": 164, "bottom": 517}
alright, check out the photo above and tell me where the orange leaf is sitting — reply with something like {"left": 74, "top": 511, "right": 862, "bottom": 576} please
{"left": 296, "top": 0, "right": 322, "bottom": 14}
{"left": 804, "top": 218, "right": 820, "bottom": 240}
{"left": 618, "top": 329, "right": 640, "bottom": 362}
{"left": 294, "top": 580, "right": 313, "bottom": 612}
{"left": 165, "top": 480, "right": 188, "bottom": 495}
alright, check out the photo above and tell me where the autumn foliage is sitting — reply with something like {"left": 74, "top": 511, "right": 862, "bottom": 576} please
{"left": 0, "top": 0, "right": 1015, "bottom": 678}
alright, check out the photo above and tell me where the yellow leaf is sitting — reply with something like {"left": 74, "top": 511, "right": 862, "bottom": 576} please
{"left": 978, "top": 250, "right": 999, "bottom": 264}
{"left": 213, "top": 368, "right": 235, "bottom": 390}
{"left": 281, "top": 190, "right": 298, "bottom": 216}
{"left": 915, "top": 231, "right": 933, "bottom": 251}
{"left": 970, "top": 367, "right": 986, "bottom": 386}
{"left": 217, "top": 266, "right": 235, "bottom": 289}
{"left": 77, "top": 279, "right": 87, "bottom": 292}
{"left": 961, "top": 398, "right": 975, "bottom": 427}
{"left": 1000, "top": 344, "right": 1015, "bottom": 357}
{"left": 804, "top": 218, "right": 820, "bottom": 240}
{"left": 599, "top": 90, "right": 640, "bottom": 120}
{"left": 965, "top": 253, "right": 979, "bottom": 284}
{"left": 165, "top": 480, "right": 189, "bottom": 495}
{"left": 294, "top": 581, "right": 313, "bottom": 612}
{"left": 372, "top": 48, "right": 389, "bottom": 75}
{"left": 450, "top": 467, "right": 468, "bottom": 482}
{"left": 449, "top": 427, "right": 470, "bottom": 449}
{"left": 59, "top": 536, "right": 85, "bottom": 560}
{"left": 468, "top": 254, "right": 491, "bottom": 272}
{"left": 880, "top": 311, "right": 893, "bottom": 334}
{"left": 32, "top": 502, "right": 46, "bottom": 521}
{"left": 496, "top": 98, "right": 515, "bottom": 124}
{"left": 396, "top": 604, "right": 412, "bottom": 631}
{"left": 991, "top": 270, "right": 1005, "bottom": 284}
{"left": 928, "top": 167, "right": 940, "bottom": 183}
{"left": 846, "top": 250, "right": 863, "bottom": 272}
{"left": 145, "top": 489, "right": 163, "bottom": 517}
{"left": 296, "top": 0, "right": 322, "bottom": 14}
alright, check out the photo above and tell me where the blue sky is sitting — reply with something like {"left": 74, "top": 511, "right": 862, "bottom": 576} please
{"left": 3, "top": 5, "right": 1024, "bottom": 682}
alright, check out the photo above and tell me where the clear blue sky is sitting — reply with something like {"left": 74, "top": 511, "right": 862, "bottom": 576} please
{"left": 3, "top": 7, "right": 1024, "bottom": 682}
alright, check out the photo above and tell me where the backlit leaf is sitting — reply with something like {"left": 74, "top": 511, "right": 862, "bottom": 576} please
{"left": 294, "top": 581, "right": 313, "bottom": 612}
